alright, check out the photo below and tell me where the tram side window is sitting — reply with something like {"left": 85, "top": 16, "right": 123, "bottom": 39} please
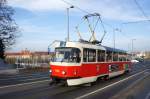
{"left": 118, "top": 53, "right": 126, "bottom": 61}
{"left": 107, "top": 51, "right": 112, "bottom": 62}
{"left": 88, "top": 49, "right": 96, "bottom": 62}
{"left": 123, "top": 54, "right": 127, "bottom": 61}
{"left": 113, "top": 52, "right": 118, "bottom": 61}
{"left": 118, "top": 53, "right": 122, "bottom": 61}
{"left": 127, "top": 54, "right": 131, "bottom": 61}
{"left": 83, "top": 49, "right": 88, "bottom": 62}
{"left": 97, "top": 50, "right": 105, "bottom": 62}
{"left": 83, "top": 48, "right": 96, "bottom": 62}
{"left": 72, "top": 48, "right": 81, "bottom": 63}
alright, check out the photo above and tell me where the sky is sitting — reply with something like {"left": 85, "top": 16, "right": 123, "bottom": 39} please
{"left": 7, "top": 0, "right": 150, "bottom": 52}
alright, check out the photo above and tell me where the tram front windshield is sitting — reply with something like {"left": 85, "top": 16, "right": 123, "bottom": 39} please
{"left": 53, "top": 47, "right": 81, "bottom": 63}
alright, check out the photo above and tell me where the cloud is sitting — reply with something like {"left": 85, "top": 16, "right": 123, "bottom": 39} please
{"left": 19, "top": 23, "right": 66, "bottom": 39}
{"left": 8, "top": 0, "right": 146, "bottom": 21}
{"left": 20, "top": 24, "right": 52, "bottom": 34}
{"left": 8, "top": 0, "right": 69, "bottom": 11}
{"left": 76, "top": 0, "right": 145, "bottom": 21}
{"left": 8, "top": 0, "right": 150, "bottom": 51}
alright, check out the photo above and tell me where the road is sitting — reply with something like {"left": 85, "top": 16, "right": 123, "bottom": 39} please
{"left": 0, "top": 71, "right": 49, "bottom": 86}
{"left": 0, "top": 61, "right": 150, "bottom": 99}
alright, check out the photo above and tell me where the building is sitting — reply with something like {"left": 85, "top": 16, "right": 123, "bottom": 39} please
{"left": 145, "top": 51, "right": 150, "bottom": 59}
{"left": 135, "top": 51, "right": 146, "bottom": 58}
{"left": 5, "top": 49, "right": 54, "bottom": 66}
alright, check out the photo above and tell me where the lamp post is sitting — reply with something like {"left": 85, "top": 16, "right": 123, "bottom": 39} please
{"left": 112, "top": 28, "right": 120, "bottom": 61}
{"left": 131, "top": 39, "right": 136, "bottom": 60}
{"left": 67, "top": 6, "right": 74, "bottom": 42}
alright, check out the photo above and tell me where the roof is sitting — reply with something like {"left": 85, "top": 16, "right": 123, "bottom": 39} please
{"left": 5, "top": 52, "right": 21, "bottom": 56}
{"left": 54, "top": 41, "right": 127, "bottom": 53}
{"left": 103, "top": 46, "right": 127, "bottom": 53}
{"left": 33, "top": 52, "right": 48, "bottom": 55}
{"left": 66, "top": 41, "right": 106, "bottom": 50}
{"left": 5, "top": 51, "right": 54, "bottom": 56}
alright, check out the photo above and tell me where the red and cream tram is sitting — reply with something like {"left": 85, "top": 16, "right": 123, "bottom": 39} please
{"left": 50, "top": 41, "right": 131, "bottom": 86}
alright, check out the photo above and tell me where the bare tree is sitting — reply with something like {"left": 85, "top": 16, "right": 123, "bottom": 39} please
{"left": 0, "top": 0, "right": 19, "bottom": 59}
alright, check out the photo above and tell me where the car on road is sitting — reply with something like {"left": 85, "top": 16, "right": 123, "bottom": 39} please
{"left": 131, "top": 59, "right": 139, "bottom": 63}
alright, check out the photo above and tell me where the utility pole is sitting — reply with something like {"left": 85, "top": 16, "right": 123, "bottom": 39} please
{"left": 67, "top": 6, "right": 74, "bottom": 42}
{"left": 112, "top": 28, "right": 120, "bottom": 61}
{"left": 131, "top": 39, "right": 136, "bottom": 60}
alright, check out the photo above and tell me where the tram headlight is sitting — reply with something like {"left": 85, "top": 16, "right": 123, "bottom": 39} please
{"left": 62, "top": 71, "right": 66, "bottom": 75}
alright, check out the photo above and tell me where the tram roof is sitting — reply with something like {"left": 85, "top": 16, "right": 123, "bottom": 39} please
{"left": 66, "top": 41, "right": 106, "bottom": 50}
{"left": 55, "top": 41, "right": 127, "bottom": 53}
{"left": 103, "top": 46, "right": 127, "bottom": 53}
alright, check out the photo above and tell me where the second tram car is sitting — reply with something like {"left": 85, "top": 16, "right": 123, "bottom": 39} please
{"left": 50, "top": 41, "right": 131, "bottom": 86}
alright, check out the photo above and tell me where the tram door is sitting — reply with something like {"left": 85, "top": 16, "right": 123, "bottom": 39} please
{"left": 82, "top": 48, "right": 97, "bottom": 76}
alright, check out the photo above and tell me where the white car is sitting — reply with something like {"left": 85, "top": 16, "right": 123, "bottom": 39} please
{"left": 131, "top": 59, "right": 139, "bottom": 63}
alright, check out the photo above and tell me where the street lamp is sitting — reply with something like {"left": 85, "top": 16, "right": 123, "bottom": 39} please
{"left": 67, "top": 5, "right": 74, "bottom": 42}
{"left": 131, "top": 39, "right": 136, "bottom": 60}
{"left": 112, "top": 28, "right": 121, "bottom": 61}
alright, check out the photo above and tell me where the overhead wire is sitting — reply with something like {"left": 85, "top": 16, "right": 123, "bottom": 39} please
{"left": 114, "top": 0, "right": 150, "bottom": 41}
{"left": 122, "top": 19, "right": 150, "bottom": 24}
{"left": 133, "top": 0, "right": 150, "bottom": 22}
{"left": 60, "top": 0, "right": 109, "bottom": 43}
{"left": 60, "top": 0, "right": 90, "bottom": 14}
{"left": 120, "top": 0, "right": 150, "bottom": 33}
{"left": 118, "top": 0, "right": 150, "bottom": 48}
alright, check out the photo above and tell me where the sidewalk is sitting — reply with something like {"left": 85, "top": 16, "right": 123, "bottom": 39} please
{"left": 0, "top": 59, "right": 18, "bottom": 75}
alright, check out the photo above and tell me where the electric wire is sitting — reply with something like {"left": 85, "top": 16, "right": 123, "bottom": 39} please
{"left": 122, "top": 19, "right": 150, "bottom": 24}
{"left": 60, "top": 0, "right": 110, "bottom": 43}
{"left": 60, "top": 0, "right": 90, "bottom": 14}
{"left": 133, "top": 0, "right": 150, "bottom": 21}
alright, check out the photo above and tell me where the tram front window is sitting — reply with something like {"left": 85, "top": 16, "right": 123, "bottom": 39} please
{"left": 54, "top": 48, "right": 81, "bottom": 63}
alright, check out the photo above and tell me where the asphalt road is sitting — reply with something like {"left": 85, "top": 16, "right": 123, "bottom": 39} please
{"left": 0, "top": 71, "right": 49, "bottom": 86}
{"left": 0, "top": 61, "right": 150, "bottom": 99}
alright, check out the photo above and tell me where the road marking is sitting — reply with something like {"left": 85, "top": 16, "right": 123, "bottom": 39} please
{"left": 110, "top": 71, "right": 150, "bottom": 99}
{"left": 75, "top": 69, "right": 149, "bottom": 99}
{"left": 0, "top": 79, "right": 51, "bottom": 89}
{"left": 144, "top": 71, "right": 150, "bottom": 75}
